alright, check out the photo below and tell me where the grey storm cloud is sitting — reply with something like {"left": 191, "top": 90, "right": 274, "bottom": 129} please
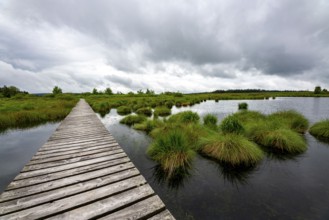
{"left": 0, "top": 0, "right": 328, "bottom": 93}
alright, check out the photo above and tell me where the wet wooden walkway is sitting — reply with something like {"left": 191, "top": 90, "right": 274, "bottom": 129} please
{"left": 0, "top": 99, "right": 175, "bottom": 220}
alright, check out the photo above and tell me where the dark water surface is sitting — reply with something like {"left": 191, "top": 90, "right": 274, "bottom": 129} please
{"left": 99, "top": 97, "right": 329, "bottom": 220}
{"left": 0, "top": 123, "right": 59, "bottom": 192}
{"left": 0, "top": 98, "right": 328, "bottom": 219}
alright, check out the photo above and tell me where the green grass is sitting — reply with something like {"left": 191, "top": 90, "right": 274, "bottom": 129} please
{"left": 119, "top": 115, "right": 146, "bottom": 126}
{"left": 309, "top": 120, "right": 329, "bottom": 139}
{"left": 203, "top": 114, "right": 218, "bottom": 130}
{"left": 116, "top": 106, "right": 132, "bottom": 115}
{"left": 238, "top": 102, "right": 248, "bottom": 110}
{"left": 268, "top": 110, "right": 309, "bottom": 133}
{"left": 168, "top": 111, "right": 200, "bottom": 124}
{"left": 147, "top": 129, "right": 195, "bottom": 177}
{"left": 246, "top": 121, "right": 307, "bottom": 153}
{"left": 198, "top": 133, "right": 264, "bottom": 166}
{"left": 0, "top": 96, "right": 78, "bottom": 132}
{"left": 220, "top": 115, "right": 244, "bottom": 134}
{"left": 133, "top": 119, "right": 164, "bottom": 133}
{"left": 91, "top": 101, "right": 110, "bottom": 117}
{"left": 154, "top": 107, "right": 171, "bottom": 117}
{"left": 233, "top": 110, "right": 266, "bottom": 124}
{"left": 135, "top": 107, "right": 152, "bottom": 116}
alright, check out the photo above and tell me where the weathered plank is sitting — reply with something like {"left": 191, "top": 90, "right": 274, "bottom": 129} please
{"left": 22, "top": 151, "right": 126, "bottom": 171}
{"left": 0, "top": 177, "right": 149, "bottom": 220}
{"left": 98, "top": 195, "right": 165, "bottom": 220}
{"left": 1, "top": 162, "right": 135, "bottom": 202}
{"left": 47, "top": 184, "right": 155, "bottom": 220}
{"left": 27, "top": 148, "right": 124, "bottom": 166}
{"left": 15, "top": 154, "right": 128, "bottom": 180}
{"left": 8, "top": 157, "right": 130, "bottom": 189}
{"left": 0, "top": 168, "right": 140, "bottom": 214}
{"left": 148, "top": 210, "right": 176, "bottom": 220}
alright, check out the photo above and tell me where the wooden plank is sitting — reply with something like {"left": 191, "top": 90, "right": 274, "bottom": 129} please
{"left": 22, "top": 151, "right": 126, "bottom": 172}
{"left": 28, "top": 147, "right": 123, "bottom": 165}
{"left": 31, "top": 145, "right": 121, "bottom": 161}
{"left": 15, "top": 154, "right": 128, "bottom": 180}
{"left": 148, "top": 210, "right": 176, "bottom": 220}
{"left": 0, "top": 162, "right": 135, "bottom": 202}
{"left": 37, "top": 141, "right": 118, "bottom": 154}
{"left": 46, "top": 184, "right": 155, "bottom": 220}
{"left": 0, "top": 177, "right": 149, "bottom": 220}
{"left": 9, "top": 157, "right": 130, "bottom": 189}
{"left": 0, "top": 168, "right": 140, "bottom": 214}
{"left": 99, "top": 195, "right": 165, "bottom": 220}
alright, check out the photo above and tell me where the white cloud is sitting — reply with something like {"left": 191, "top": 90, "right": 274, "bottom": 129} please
{"left": 0, "top": 0, "right": 328, "bottom": 93}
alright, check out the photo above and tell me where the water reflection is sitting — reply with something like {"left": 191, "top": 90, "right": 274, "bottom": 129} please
{"left": 209, "top": 159, "right": 258, "bottom": 185}
{"left": 263, "top": 147, "right": 306, "bottom": 161}
{"left": 151, "top": 164, "right": 193, "bottom": 190}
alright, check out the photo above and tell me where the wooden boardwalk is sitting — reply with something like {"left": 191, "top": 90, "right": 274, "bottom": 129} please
{"left": 0, "top": 99, "right": 175, "bottom": 220}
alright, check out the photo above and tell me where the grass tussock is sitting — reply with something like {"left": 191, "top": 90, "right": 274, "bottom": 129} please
{"left": 198, "top": 133, "right": 264, "bottom": 166}
{"left": 309, "top": 120, "right": 329, "bottom": 139}
{"left": 233, "top": 110, "right": 266, "bottom": 124}
{"left": 238, "top": 102, "right": 248, "bottom": 110}
{"left": 133, "top": 119, "right": 164, "bottom": 133}
{"left": 168, "top": 111, "right": 200, "bottom": 124}
{"left": 120, "top": 115, "right": 146, "bottom": 126}
{"left": 135, "top": 107, "right": 152, "bottom": 116}
{"left": 268, "top": 110, "right": 309, "bottom": 133}
{"left": 220, "top": 115, "right": 244, "bottom": 134}
{"left": 147, "top": 130, "right": 195, "bottom": 177}
{"left": 116, "top": 106, "right": 132, "bottom": 115}
{"left": 247, "top": 122, "right": 307, "bottom": 153}
{"left": 203, "top": 114, "right": 218, "bottom": 130}
{"left": 154, "top": 107, "right": 171, "bottom": 117}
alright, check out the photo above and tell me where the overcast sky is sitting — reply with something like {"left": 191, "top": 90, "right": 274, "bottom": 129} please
{"left": 0, "top": 0, "right": 328, "bottom": 93}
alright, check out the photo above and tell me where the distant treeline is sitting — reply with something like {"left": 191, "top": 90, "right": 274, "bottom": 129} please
{"left": 212, "top": 89, "right": 309, "bottom": 93}
{"left": 0, "top": 85, "right": 28, "bottom": 98}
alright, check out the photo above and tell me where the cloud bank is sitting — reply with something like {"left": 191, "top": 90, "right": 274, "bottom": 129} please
{"left": 0, "top": 0, "right": 328, "bottom": 93}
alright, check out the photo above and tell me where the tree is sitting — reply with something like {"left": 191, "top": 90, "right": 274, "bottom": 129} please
{"left": 52, "top": 86, "right": 62, "bottom": 95}
{"left": 137, "top": 89, "right": 144, "bottom": 95}
{"left": 104, "top": 87, "right": 113, "bottom": 95}
{"left": 92, "top": 88, "right": 98, "bottom": 94}
{"left": 314, "top": 86, "right": 322, "bottom": 94}
{"left": 145, "top": 88, "right": 155, "bottom": 95}
{"left": 0, "top": 85, "right": 21, "bottom": 97}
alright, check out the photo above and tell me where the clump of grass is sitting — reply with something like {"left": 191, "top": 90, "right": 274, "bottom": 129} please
{"left": 93, "top": 102, "right": 110, "bottom": 117}
{"left": 220, "top": 115, "right": 244, "bottom": 134}
{"left": 309, "top": 120, "right": 329, "bottom": 139}
{"left": 238, "top": 102, "right": 248, "bottom": 110}
{"left": 165, "top": 101, "right": 174, "bottom": 109}
{"left": 268, "top": 110, "right": 309, "bottom": 133}
{"left": 133, "top": 119, "right": 164, "bottom": 133}
{"left": 203, "top": 114, "right": 218, "bottom": 130}
{"left": 116, "top": 106, "right": 132, "bottom": 115}
{"left": 135, "top": 107, "right": 152, "bottom": 117}
{"left": 120, "top": 115, "right": 146, "bottom": 126}
{"left": 233, "top": 111, "right": 266, "bottom": 124}
{"left": 168, "top": 111, "right": 200, "bottom": 124}
{"left": 198, "top": 133, "right": 264, "bottom": 166}
{"left": 154, "top": 107, "right": 171, "bottom": 117}
{"left": 147, "top": 129, "right": 195, "bottom": 177}
{"left": 247, "top": 121, "right": 307, "bottom": 153}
